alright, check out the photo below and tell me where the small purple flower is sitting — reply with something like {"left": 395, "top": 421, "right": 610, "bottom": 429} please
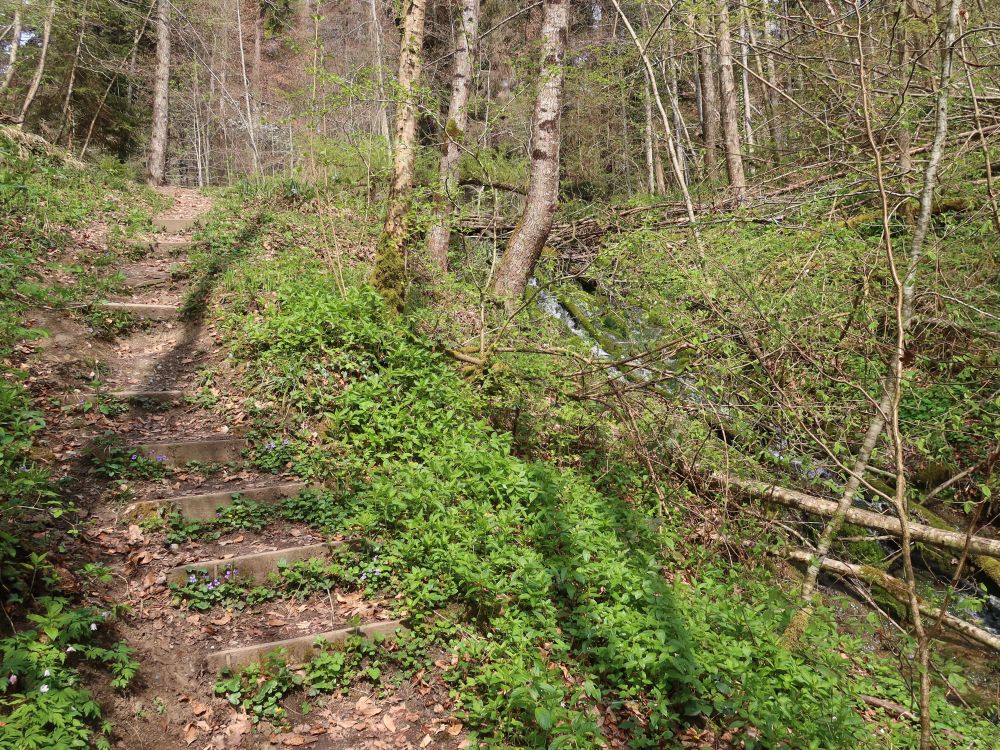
{"left": 282, "top": 439, "right": 290, "bottom": 446}
{"left": 212, "top": 579, "right": 220, "bottom": 587}
{"left": 156, "top": 455, "right": 167, "bottom": 462}
{"left": 188, "top": 575, "right": 197, "bottom": 584}
{"left": 130, "top": 454, "right": 138, "bottom": 461}
{"left": 17, "top": 465, "right": 29, "bottom": 473}
{"left": 206, "top": 582, "right": 215, "bottom": 590}
{"left": 360, "top": 573, "right": 367, "bottom": 581}
{"left": 8, "top": 674, "right": 17, "bottom": 687}
{"left": 265, "top": 441, "right": 276, "bottom": 451}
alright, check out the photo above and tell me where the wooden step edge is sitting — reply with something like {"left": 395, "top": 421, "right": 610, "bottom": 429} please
{"left": 58, "top": 390, "right": 186, "bottom": 407}
{"left": 205, "top": 619, "right": 407, "bottom": 672}
{"left": 123, "top": 481, "right": 309, "bottom": 521}
{"left": 136, "top": 437, "right": 248, "bottom": 466}
{"left": 153, "top": 217, "right": 202, "bottom": 233}
{"left": 166, "top": 541, "right": 340, "bottom": 585}
{"left": 94, "top": 301, "right": 180, "bottom": 320}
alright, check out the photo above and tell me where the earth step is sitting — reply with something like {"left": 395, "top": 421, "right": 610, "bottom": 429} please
{"left": 124, "top": 481, "right": 308, "bottom": 521}
{"left": 59, "top": 389, "right": 186, "bottom": 408}
{"left": 153, "top": 216, "right": 201, "bottom": 233}
{"left": 166, "top": 542, "right": 340, "bottom": 586}
{"left": 95, "top": 301, "right": 180, "bottom": 320}
{"left": 206, "top": 619, "right": 407, "bottom": 672}
{"left": 135, "top": 437, "right": 248, "bottom": 466}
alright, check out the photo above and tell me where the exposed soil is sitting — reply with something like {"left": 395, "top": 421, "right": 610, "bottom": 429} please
{"left": 27, "top": 189, "right": 469, "bottom": 750}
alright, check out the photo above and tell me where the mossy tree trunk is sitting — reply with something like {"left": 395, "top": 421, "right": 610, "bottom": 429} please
{"left": 373, "top": 0, "right": 428, "bottom": 311}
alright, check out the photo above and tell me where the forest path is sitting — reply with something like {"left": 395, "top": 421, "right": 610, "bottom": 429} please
{"left": 42, "top": 190, "right": 450, "bottom": 749}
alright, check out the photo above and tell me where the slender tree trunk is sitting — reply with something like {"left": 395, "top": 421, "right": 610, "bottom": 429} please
{"left": 146, "top": 0, "right": 171, "bottom": 185}
{"left": 738, "top": 7, "right": 755, "bottom": 157}
{"left": 372, "top": 0, "right": 428, "bottom": 310}
{"left": 369, "top": 0, "right": 392, "bottom": 156}
{"left": 0, "top": 1, "right": 22, "bottom": 96}
{"left": 716, "top": 0, "right": 746, "bottom": 199}
{"left": 57, "top": 3, "right": 88, "bottom": 147}
{"left": 697, "top": 12, "right": 719, "bottom": 179}
{"left": 427, "top": 0, "right": 481, "bottom": 272}
{"left": 784, "top": 1, "right": 964, "bottom": 686}
{"left": 235, "top": 0, "right": 260, "bottom": 175}
{"left": 15, "top": 0, "right": 55, "bottom": 129}
{"left": 643, "top": 68, "right": 656, "bottom": 194}
{"left": 490, "top": 0, "right": 569, "bottom": 303}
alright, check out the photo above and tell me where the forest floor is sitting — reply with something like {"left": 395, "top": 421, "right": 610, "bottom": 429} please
{"left": 27, "top": 189, "right": 468, "bottom": 750}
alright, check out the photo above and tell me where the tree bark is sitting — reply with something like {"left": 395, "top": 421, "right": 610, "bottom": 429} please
{"left": 372, "top": 0, "right": 428, "bottom": 311}
{"left": 696, "top": 12, "right": 719, "bottom": 179}
{"left": 426, "top": 0, "right": 481, "bottom": 272}
{"left": 716, "top": 0, "right": 746, "bottom": 199}
{"left": 783, "top": 550, "right": 1000, "bottom": 652}
{"left": 146, "top": 0, "right": 171, "bottom": 185}
{"left": 705, "top": 473, "right": 1000, "bottom": 559}
{"left": 15, "top": 0, "right": 55, "bottom": 129}
{"left": 0, "top": 1, "right": 22, "bottom": 96}
{"left": 490, "top": 0, "right": 569, "bottom": 303}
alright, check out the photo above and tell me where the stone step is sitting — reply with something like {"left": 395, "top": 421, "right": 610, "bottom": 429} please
{"left": 126, "top": 274, "right": 172, "bottom": 291}
{"left": 60, "top": 389, "right": 186, "bottom": 409}
{"left": 124, "top": 481, "right": 308, "bottom": 521}
{"left": 136, "top": 437, "right": 247, "bottom": 466}
{"left": 95, "top": 302, "right": 180, "bottom": 320}
{"left": 206, "top": 619, "right": 406, "bottom": 672}
{"left": 166, "top": 542, "right": 340, "bottom": 586}
{"left": 153, "top": 216, "right": 200, "bottom": 233}
{"left": 156, "top": 238, "right": 192, "bottom": 253}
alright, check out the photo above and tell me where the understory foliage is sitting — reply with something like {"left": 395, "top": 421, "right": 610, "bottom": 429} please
{"left": 186, "top": 184, "right": 997, "bottom": 748}
{"left": 0, "top": 130, "right": 150, "bottom": 747}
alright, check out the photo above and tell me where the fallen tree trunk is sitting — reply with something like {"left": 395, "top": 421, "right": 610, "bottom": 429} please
{"left": 705, "top": 473, "right": 1000, "bottom": 559}
{"left": 784, "top": 549, "right": 1000, "bottom": 652}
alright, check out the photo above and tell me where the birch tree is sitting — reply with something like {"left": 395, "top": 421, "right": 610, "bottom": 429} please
{"left": 426, "top": 0, "right": 481, "bottom": 272}
{"left": 490, "top": 0, "right": 569, "bottom": 303}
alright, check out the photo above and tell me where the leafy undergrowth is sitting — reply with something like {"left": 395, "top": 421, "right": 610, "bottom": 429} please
{"left": 185, "top": 184, "right": 998, "bottom": 749}
{"left": 0, "top": 131, "right": 155, "bottom": 746}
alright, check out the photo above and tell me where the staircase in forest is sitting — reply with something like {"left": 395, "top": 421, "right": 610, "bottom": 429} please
{"left": 74, "top": 193, "right": 404, "bottom": 692}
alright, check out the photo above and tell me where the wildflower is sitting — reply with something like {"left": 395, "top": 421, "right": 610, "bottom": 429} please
{"left": 39, "top": 685, "right": 49, "bottom": 693}
{"left": 188, "top": 575, "right": 197, "bottom": 584}
{"left": 8, "top": 674, "right": 16, "bottom": 686}
{"left": 266, "top": 441, "right": 276, "bottom": 451}
{"left": 17, "top": 465, "right": 29, "bottom": 472}
{"left": 65, "top": 646, "right": 76, "bottom": 654}
{"left": 156, "top": 455, "right": 167, "bottom": 462}
{"left": 130, "top": 454, "right": 138, "bottom": 461}
{"left": 90, "top": 623, "right": 98, "bottom": 631}
{"left": 282, "top": 439, "right": 290, "bottom": 446}
{"left": 43, "top": 670, "right": 50, "bottom": 678}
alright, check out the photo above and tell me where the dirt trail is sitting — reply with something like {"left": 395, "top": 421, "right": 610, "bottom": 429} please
{"left": 32, "top": 190, "right": 465, "bottom": 750}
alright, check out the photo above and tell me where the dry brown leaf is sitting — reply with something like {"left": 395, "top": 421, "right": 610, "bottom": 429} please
{"left": 447, "top": 722, "right": 463, "bottom": 736}
{"left": 420, "top": 734, "right": 432, "bottom": 748}
{"left": 211, "top": 612, "right": 232, "bottom": 626}
{"left": 382, "top": 714, "right": 397, "bottom": 733}
{"left": 355, "top": 695, "right": 382, "bottom": 717}
{"left": 191, "top": 703, "right": 209, "bottom": 716}
{"left": 182, "top": 723, "right": 199, "bottom": 745}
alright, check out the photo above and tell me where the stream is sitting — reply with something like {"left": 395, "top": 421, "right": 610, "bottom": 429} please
{"left": 531, "top": 280, "right": 1000, "bottom": 637}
